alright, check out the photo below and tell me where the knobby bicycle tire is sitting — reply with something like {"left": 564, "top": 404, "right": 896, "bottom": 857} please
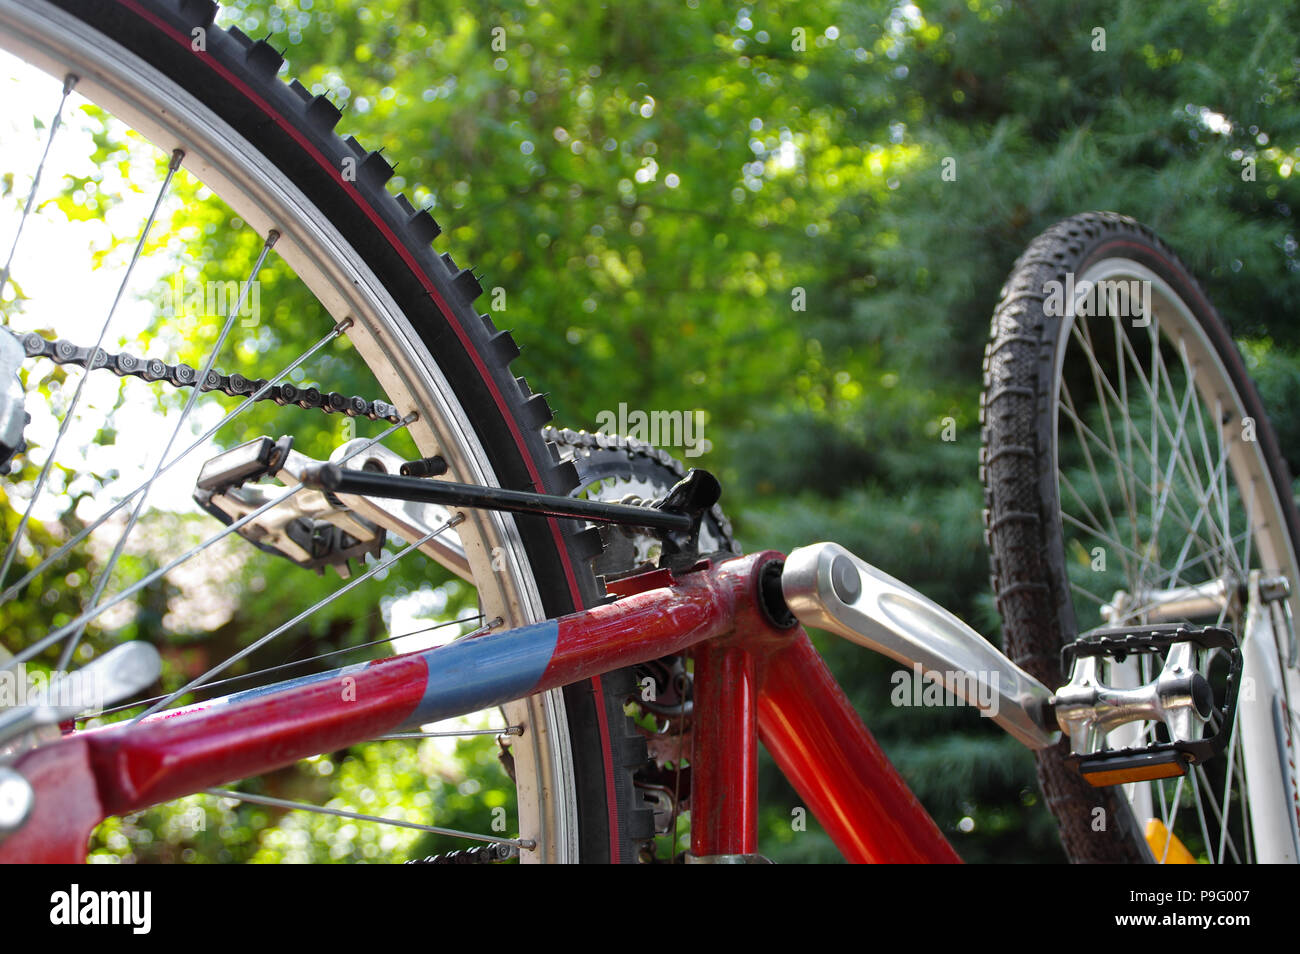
{"left": 0, "top": 0, "right": 654, "bottom": 862}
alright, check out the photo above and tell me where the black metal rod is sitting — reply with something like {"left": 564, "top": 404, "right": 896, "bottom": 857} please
{"left": 302, "top": 463, "right": 694, "bottom": 532}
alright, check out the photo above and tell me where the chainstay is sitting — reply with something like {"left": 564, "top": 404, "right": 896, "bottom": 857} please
{"left": 17, "top": 332, "right": 402, "bottom": 423}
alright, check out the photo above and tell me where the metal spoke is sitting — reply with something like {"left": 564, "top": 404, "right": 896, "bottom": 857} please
{"left": 0, "top": 74, "right": 77, "bottom": 306}
{"left": 390, "top": 615, "right": 489, "bottom": 646}
{"left": 1151, "top": 356, "right": 1233, "bottom": 578}
{"left": 0, "top": 149, "right": 184, "bottom": 591}
{"left": 1096, "top": 319, "right": 1173, "bottom": 485}
{"left": 1059, "top": 407, "right": 1219, "bottom": 570}
{"left": 1057, "top": 369, "right": 1207, "bottom": 540}
{"left": 1217, "top": 643, "right": 1248, "bottom": 863}
{"left": 1060, "top": 508, "right": 1155, "bottom": 571}
{"left": 1149, "top": 323, "right": 1161, "bottom": 582}
{"left": 1192, "top": 759, "right": 1243, "bottom": 864}
{"left": 1186, "top": 348, "right": 1235, "bottom": 577}
{"left": 1216, "top": 396, "right": 1233, "bottom": 575}
{"left": 1057, "top": 468, "right": 1137, "bottom": 562}
{"left": 205, "top": 787, "right": 532, "bottom": 848}
{"left": 379, "top": 728, "right": 522, "bottom": 740}
{"left": 1132, "top": 360, "right": 1198, "bottom": 594}
{"left": 1068, "top": 581, "right": 1116, "bottom": 612}
{"left": 1073, "top": 318, "right": 1140, "bottom": 563}
{"left": 1115, "top": 316, "right": 1137, "bottom": 572}
{"left": 1151, "top": 335, "right": 1236, "bottom": 565}
{"left": 1185, "top": 763, "right": 1217, "bottom": 863}
{"left": 1156, "top": 447, "right": 1233, "bottom": 593}
{"left": 1239, "top": 488, "right": 1255, "bottom": 592}
{"left": 2, "top": 415, "right": 414, "bottom": 671}
{"left": 1167, "top": 529, "right": 1250, "bottom": 583}
{"left": 1121, "top": 324, "right": 1236, "bottom": 563}
{"left": 88, "top": 612, "right": 489, "bottom": 720}
{"left": 1235, "top": 727, "right": 1256, "bottom": 863}
{"left": 56, "top": 231, "right": 281, "bottom": 670}
{"left": 1057, "top": 364, "right": 1248, "bottom": 633}
{"left": 1058, "top": 470, "right": 1248, "bottom": 605}
{"left": 1159, "top": 773, "right": 1187, "bottom": 863}
{"left": 1160, "top": 497, "right": 1214, "bottom": 596}
{"left": 1059, "top": 378, "right": 1132, "bottom": 579}
{"left": 1058, "top": 389, "right": 1218, "bottom": 560}
{"left": 133, "top": 511, "right": 458, "bottom": 721}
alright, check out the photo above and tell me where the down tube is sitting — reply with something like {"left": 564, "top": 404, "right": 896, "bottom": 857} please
{"left": 758, "top": 629, "right": 961, "bottom": 863}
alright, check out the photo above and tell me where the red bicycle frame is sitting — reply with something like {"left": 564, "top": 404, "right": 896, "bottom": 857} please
{"left": 0, "top": 551, "right": 959, "bottom": 863}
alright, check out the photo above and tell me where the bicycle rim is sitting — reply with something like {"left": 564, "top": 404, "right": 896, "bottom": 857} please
{"left": 0, "top": 0, "right": 634, "bottom": 862}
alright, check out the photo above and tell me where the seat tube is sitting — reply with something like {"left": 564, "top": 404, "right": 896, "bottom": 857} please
{"left": 690, "top": 638, "right": 759, "bottom": 857}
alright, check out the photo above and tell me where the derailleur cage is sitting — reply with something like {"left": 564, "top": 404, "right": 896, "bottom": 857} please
{"left": 1054, "top": 624, "right": 1242, "bottom": 787}
{"left": 193, "top": 435, "right": 386, "bottom": 578}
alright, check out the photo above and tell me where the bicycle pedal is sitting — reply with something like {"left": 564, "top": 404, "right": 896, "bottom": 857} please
{"left": 1052, "top": 625, "right": 1242, "bottom": 788}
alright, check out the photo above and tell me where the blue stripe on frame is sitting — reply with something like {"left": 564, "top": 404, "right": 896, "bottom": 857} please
{"left": 405, "top": 619, "right": 560, "bottom": 728}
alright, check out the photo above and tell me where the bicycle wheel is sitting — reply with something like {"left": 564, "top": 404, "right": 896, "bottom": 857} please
{"left": 0, "top": 0, "right": 652, "bottom": 862}
{"left": 982, "top": 211, "right": 1300, "bottom": 863}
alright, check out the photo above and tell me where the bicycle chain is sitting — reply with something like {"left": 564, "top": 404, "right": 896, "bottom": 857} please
{"left": 405, "top": 843, "right": 519, "bottom": 864}
{"left": 18, "top": 332, "right": 402, "bottom": 423}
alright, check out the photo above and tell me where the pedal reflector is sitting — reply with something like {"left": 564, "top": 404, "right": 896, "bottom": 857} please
{"left": 1144, "top": 819, "right": 1196, "bottom": 864}
{"left": 1075, "top": 749, "right": 1188, "bottom": 787}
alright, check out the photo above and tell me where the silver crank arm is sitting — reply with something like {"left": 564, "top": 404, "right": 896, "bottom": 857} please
{"left": 781, "top": 542, "right": 1057, "bottom": 749}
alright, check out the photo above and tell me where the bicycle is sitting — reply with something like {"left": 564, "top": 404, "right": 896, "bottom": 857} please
{"left": 0, "top": 0, "right": 1296, "bottom": 864}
